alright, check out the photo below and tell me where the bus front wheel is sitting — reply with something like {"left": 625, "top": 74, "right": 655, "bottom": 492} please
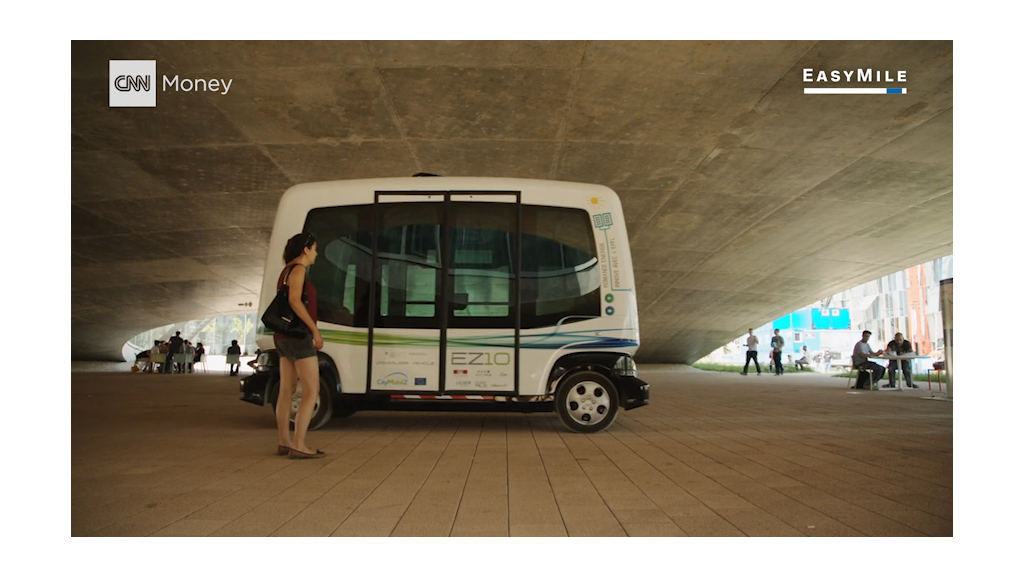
{"left": 555, "top": 371, "right": 620, "bottom": 433}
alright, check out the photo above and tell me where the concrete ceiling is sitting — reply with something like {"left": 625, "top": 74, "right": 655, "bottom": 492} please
{"left": 71, "top": 40, "right": 953, "bottom": 363}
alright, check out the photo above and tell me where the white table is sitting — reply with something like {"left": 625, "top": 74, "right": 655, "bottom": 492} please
{"left": 876, "top": 353, "right": 928, "bottom": 390}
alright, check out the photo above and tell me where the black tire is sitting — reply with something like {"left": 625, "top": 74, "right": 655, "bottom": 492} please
{"left": 554, "top": 371, "right": 620, "bottom": 433}
{"left": 270, "top": 373, "right": 334, "bottom": 431}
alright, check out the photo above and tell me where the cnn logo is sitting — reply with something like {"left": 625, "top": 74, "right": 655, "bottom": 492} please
{"left": 109, "top": 60, "right": 156, "bottom": 107}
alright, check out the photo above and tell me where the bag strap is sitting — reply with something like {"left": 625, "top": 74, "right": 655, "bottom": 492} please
{"left": 280, "top": 264, "right": 308, "bottom": 302}
{"left": 281, "top": 263, "right": 305, "bottom": 286}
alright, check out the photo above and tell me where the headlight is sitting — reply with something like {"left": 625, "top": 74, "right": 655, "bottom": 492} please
{"left": 255, "top": 350, "right": 278, "bottom": 372}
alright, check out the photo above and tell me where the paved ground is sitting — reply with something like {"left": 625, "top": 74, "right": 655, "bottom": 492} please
{"left": 71, "top": 367, "right": 953, "bottom": 537}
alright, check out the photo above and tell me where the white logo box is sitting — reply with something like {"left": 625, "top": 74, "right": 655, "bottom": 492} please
{"left": 109, "top": 60, "right": 156, "bottom": 107}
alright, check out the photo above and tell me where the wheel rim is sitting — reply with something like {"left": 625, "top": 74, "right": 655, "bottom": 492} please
{"left": 564, "top": 381, "right": 611, "bottom": 426}
{"left": 289, "top": 384, "right": 321, "bottom": 423}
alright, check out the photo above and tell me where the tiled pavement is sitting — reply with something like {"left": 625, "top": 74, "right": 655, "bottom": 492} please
{"left": 71, "top": 367, "right": 953, "bottom": 536}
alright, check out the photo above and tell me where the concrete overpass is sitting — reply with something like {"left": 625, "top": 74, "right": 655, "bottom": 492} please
{"left": 71, "top": 40, "right": 953, "bottom": 363}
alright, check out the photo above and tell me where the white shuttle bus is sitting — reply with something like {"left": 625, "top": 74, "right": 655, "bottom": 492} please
{"left": 242, "top": 177, "right": 649, "bottom": 433}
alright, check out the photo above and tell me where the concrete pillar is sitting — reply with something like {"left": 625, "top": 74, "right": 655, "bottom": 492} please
{"left": 939, "top": 278, "right": 953, "bottom": 400}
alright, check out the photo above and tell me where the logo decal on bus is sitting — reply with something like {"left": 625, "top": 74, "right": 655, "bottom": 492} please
{"left": 450, "top": 352, "right": 511, "bottom": 366}
{"left": 593, "top": 212, "right": 613, "bottom": 230}
{"left": 377, "top": 372, "right": 408, "bottom": 386}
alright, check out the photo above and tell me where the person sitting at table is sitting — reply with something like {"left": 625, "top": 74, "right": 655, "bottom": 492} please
{"left": 886, "top": 332, "right": 918, "bottom": 388}
{"left": 852, "top": 330, "right": 885, "bottom": 389}
{"left": 184, "top": 340, "right": 195, "bottom": 373}
{"left": 143, "top": 340, "right": 161, "bottom": 373}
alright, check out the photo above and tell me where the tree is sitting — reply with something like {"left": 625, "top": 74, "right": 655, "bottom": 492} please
{"left": 231, "top": 315, "right": 256, "bottom": 352}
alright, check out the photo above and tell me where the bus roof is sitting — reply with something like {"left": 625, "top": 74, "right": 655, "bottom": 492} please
{"left": 279, "top": 177, "right": 617, "bottom": 205}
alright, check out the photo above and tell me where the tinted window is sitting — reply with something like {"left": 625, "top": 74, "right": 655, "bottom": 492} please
{"left": 449, "top": 202, "right": 516, "bottom": 329}
{"left": 304, "top": 205, "right": 374, "bottom": 327}
{"left": 303, "top": 201, "right": 599, "bottom": 330}
{"left": 521, "top": 205, "right": 600, "bottom": 328}
{"left": 375, "top": 203, "right": 442, "bottom": 329}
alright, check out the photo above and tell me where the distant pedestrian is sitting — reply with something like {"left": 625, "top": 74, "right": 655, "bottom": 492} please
{"left": 741, "top": 328, "right": 761, "bottom": 376}
{"left": 795, "top": 346, "right": 811, "bottom": 370}
{"left": 770, "top": 329, "right": 785, "bottom": 376}
{"left": 166, "top": 331, "right": 184, "bottom": 373}
{"left": 227, "top": 340, "right": 242, "bottom": 376}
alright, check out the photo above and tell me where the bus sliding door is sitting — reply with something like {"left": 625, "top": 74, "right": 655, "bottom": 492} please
{"left": 369, "top": 194, "right": 443, "bottom": 393}
{"left": 444, "top": 195, "right": 519, "bottom": 394}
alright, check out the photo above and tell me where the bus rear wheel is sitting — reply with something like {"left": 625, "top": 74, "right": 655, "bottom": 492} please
{"left": 555, "top": 371, "right": 619, "bottom": 433}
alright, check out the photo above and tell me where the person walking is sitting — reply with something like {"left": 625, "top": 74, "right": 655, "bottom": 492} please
{"left": 741, "top": 328, "right": 761, "bottom": 376}
{"left": 272, "top": 233, "right": 326, "bottom": 459}
{"left": 770, "top": 329, "right": 785, "bottom": 376}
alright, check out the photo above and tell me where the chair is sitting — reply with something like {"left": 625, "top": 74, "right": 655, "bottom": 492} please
{"left": 172, "top": 352, "right": 193, "bottom": 373}
{"left": 194, "top": 354, "right": 208, "bottom": 373}
{"left": 927, "top": 368, "right": 944, "bottom": 392}
{"left": 846, "top": 365, "right": 875, "bottom": 389}
{"left": 149, "top": 352, "right": 166, "bottom": 373}
{"left": 225, "top": 353, "right": 241, "bottom": 375}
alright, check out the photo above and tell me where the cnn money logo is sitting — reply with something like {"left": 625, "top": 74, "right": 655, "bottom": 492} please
{"left": 109, "top": 60, "right": 156, "bottom": 107}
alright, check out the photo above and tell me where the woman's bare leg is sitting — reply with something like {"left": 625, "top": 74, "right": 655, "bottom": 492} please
{"left": 292, "top": 356, "right": 320, "bottom": 453}
{"left": 276, "top": 356, "right": 297, "bottom": 448}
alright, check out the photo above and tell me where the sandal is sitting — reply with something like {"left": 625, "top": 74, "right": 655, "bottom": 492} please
{"left": 289, "top": 448, "right": 326, "bottom": 459}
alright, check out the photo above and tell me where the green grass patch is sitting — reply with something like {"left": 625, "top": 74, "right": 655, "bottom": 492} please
{"left": 693, "top": 362, "right": 817, "bottom": 374}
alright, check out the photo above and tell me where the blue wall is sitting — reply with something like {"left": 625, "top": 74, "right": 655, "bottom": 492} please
{"left": 811, "top": 308, "right": 851, "bottom": 330}
{"left": 770, "top": 309, "right": 850, "bottom": 354}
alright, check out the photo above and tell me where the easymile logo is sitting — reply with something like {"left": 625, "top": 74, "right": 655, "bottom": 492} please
{"left": 109, "top": 60, "right": 156, "bottom": 107}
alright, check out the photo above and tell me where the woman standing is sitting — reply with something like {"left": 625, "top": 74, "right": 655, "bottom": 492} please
{"left": 274, "top": 232, "right": 326, "bottom": 459}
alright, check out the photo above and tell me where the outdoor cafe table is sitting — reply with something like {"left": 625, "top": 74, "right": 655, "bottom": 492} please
{"left": 875, "top": 353, "right": 929, "bottom": 390}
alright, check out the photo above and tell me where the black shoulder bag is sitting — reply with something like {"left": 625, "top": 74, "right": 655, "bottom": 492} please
{"left": 261, "top": 264, "right": 311, "bottom": 338}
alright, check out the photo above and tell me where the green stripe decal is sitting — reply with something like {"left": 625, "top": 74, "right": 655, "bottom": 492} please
{"left": 318, "top": 328, "right": 636, "bottom": 349}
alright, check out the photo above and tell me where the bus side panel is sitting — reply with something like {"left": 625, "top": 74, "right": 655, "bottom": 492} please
{"left": 518, "top": 184, "right": 640, "bottom": 392}
{"left": 445, "top": 328, "right": 516, "bottom": 393}
{"left": 318, "top": 326, "right": 368, "bottom": 395}
{"left": 519, "top": 325, "right": 640, "bottom": 396}
{"left": 369, "top": 327, "right": 442, "bottom": 393}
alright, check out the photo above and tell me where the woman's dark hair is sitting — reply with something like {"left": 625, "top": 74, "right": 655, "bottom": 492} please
{"left": 283, "top": 232, "right": 316, "bottom": 262}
